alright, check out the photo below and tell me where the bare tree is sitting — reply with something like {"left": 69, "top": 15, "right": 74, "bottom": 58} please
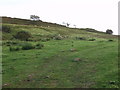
{"left": 62, "top": 22, "right": 70, "bottom": 27}
{"left": 66, "top": 23, "right": 70, "bottom": 27}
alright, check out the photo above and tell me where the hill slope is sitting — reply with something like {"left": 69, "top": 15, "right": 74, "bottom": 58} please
{"left": 1, "top": 17, "right": 117, "bottom": 40}
{"left": 1, "top": 17, "right": 119, "bottom": 88}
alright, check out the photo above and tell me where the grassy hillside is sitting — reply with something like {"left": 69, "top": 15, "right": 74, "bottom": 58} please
{"left": 2, "top": 17, "right": 117, "bottom": 40}
{"left": 1, "top": 17, "right": 119, "bottom": 88}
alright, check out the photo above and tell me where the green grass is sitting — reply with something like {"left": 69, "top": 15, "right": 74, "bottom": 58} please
{"left": 2, "top": 40, "right": 118, "bottom": 88}
{"left": 2, "top": 23, "right": 117, "bottom": 40}
{"left": 1, "top": 17, "right": 119, "bottom": 88}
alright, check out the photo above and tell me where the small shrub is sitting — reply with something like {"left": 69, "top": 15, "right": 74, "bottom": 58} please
{"left": 2, "top": 25, "right": 11, "bottom": 33}
{"left": 89, "top": 38, "right": 96, "bottom": 41}
{"left": 9, "top": 46, "right": 20, "bottom": 51}
{"left": 106, "top": 29, "right": 113, "bottom": 34}
{"left": 108, "top": 39, "right": 113, "bottom": 42}
{"left": 76, "top": 37, "right": 86, "bottom": 40}
{"left": 14, "top": 31, "right": 31, "bottom": 41}
{"left": 22, "top": 43, "right": 35, "bottom": 50}
{"left": 6, "top": 44, "right": 11, "bottom": 46}
{"left": 35, "top": 43, "right": 44, "bottom": 49}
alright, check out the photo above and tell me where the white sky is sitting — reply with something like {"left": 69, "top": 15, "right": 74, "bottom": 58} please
{"left": 0, "top": 0, "right": 119, "bottom": 35}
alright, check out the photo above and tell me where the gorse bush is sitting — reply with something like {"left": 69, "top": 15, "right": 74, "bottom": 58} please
{"left": 9, "top": 42, "right": 44, "bottom": 51}
{"left": 21, "top": 43, "right": 35, "bottom": 50}
{"left": 14, "top": 31, "right": 31, "bottom": 41}
{"left": 2, "top": 25, "right": 11, "bottom": 33}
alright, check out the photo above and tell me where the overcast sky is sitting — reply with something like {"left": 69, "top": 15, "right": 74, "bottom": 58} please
{"left": 0, "top": 0, "right": 119, "bottom": 35}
